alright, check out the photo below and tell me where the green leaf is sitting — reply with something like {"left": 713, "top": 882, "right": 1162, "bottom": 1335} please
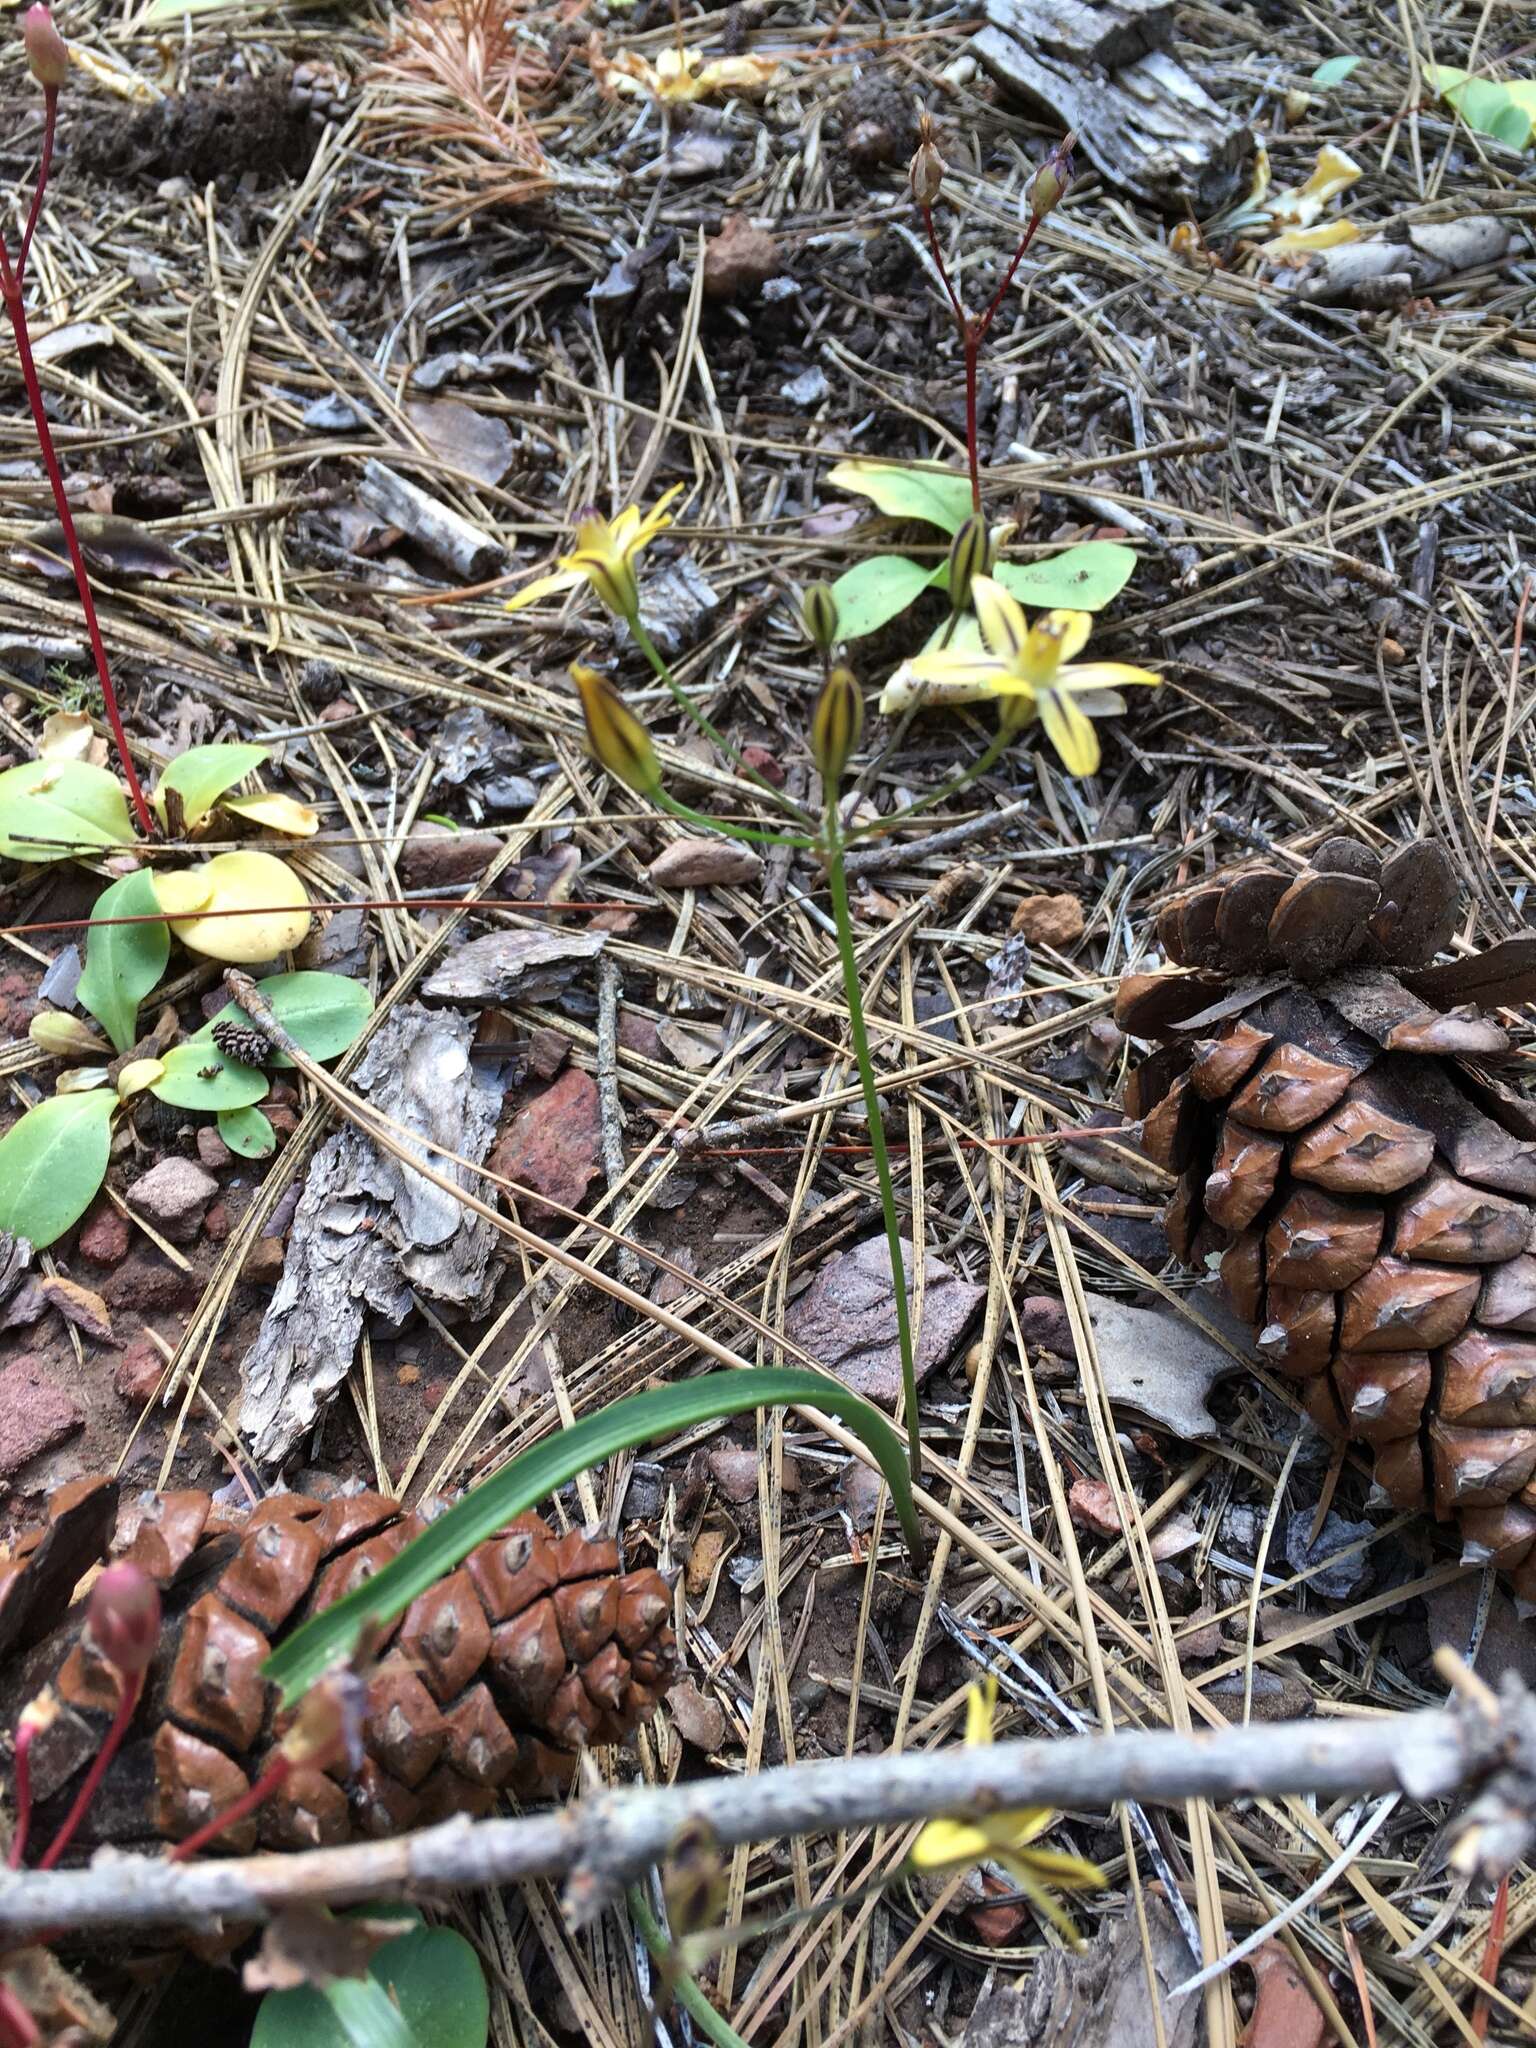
{"left": 991, "top": 542, "right": 1138, "bottom": 613}
{"left": 825, "top": 459, "right": 975, "bottom": 535}
{"left": 828, "top": 557, "right": 934, "bottom": 640}
{"left": 0, "top": 759, "right": 134, "bottom": 862}
{"left": 154, "top": 743, "right": 268, "bottom": 829}
{"left": 76, "top": 869, "right": 170, "bottom": 1053}
{"left": 1310, "top": 54, "right": 1361, "bottom": 86}
{"left": 253, "top": 1915, "right": 488, "bottom": 2048}
{"left": 218, "top": 1104, "right": 277, "bottom": 1158}
{"left": 265, "top": 1367, "right": 923, "bottom": 1705}
{"left": 1487, "top": 97, "right": 1535, "bottom": 148}
{"left": 194, "top": 971, "right": 371, "bottom": 1071}
{"left": 1429, "top": 65, "right": 1533, "bottom": 143}
{"left": 150, "top": 1040, "right": 269, "bottom": 1112}
{"left": 0, "top": 1090, "right": 114, "bottom": 1248}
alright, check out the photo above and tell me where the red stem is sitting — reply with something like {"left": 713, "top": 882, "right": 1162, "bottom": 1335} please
{"left": 978, "top": 212, "right": 1044, "bottom": 336}
{"left": 17, "top": 87, "right": 55, "bottom": 282}
{"left": 0, "top": 216, "right": 155, "bottom": 840}
{"left": 6, "top": 1724, "right": 34, "bottom": 1872}
{"left": 963, "top": 326, "right": 981, "bottom": 514}
{"left": 0, "top": 1986, "right": 38, "bottom": 2048}
{"left": 36, "top": 1670, "right": 142, "bottom": 1870}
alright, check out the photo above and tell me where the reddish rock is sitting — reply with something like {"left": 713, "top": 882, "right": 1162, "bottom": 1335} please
{"left": 0, "top": 1357, "right": 85, "bottom": 1476}
{"left": 103, "top": 1258, "right": 199, "bottom": 1314}
{"left": 1018, "top": 1294, "right": 1075, "bottom": 1358}
{"left": 740, "top": 744, "right": 786, "bottom": 787}
{"left": 1009, "top": 892, "right": 1085, "bottom": 948}
{"left": 649, "top": 837, "right": 762, "bottom": 891}
{"left": 114, "top": 1338, "right": 165, "bottom": 1406}
{"left": 241, "top": 1238, "right": 286, "bottom": 1287}
{"left": 618, "top": 1012, "right": 662, "bottom": 1062}
{"left": 527, "top": 1027, "right": 570, "bottom": 1081}
{"left": 702, "top": 213, "right": 779, "bottom": 301}
{"left": 196, "top": 1126, "right": 232, "bottom": 1171}
{"left": 203, "top": 1201, "right": 231, "bottom": 1244}
{"left": 488, "top": 1068, "right": 602, "bottom": 1225}
{"left": 422, "top": 1379, "right": 452, "bottom": 1411}
{"left": 77, "top": 1203, "right": 130, "bottom": 1268}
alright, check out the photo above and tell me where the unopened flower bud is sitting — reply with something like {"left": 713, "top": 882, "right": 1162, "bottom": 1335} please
{"left": 570, "top": 664, "right": 662, "bottom": 797}
{"left": 28, "top": 1010, "right": 108, "bottom": 1059}
{"left": 800, "top": 581, "right": 840, "bottom": 654}
{"left": 21, "top": 4, "right": 68, "bottom": 89}
{"left": 810, "top": 664, "right": 864, "bottom": 787}
{"left": 87, "top": 1562, "right": 162, "bottom": 1678}
{"left": 1026, "top": 130, "right": 1076, "bottom": 221}
{"left": 946, "top": 514, "right": 993, "bottom": 614}
{"left": 909, "top": 113, "right": 946, "bottom": 210}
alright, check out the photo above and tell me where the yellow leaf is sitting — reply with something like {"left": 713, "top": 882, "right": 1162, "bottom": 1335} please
{"left": 115, "top": 1057, "right": 166, "bottom": 1100}
{"left": 164, "top": 850, "right": 312, "bottom": 963}
{"left": 152, "top": 869, "right": 216, "bottom": 917}
{"left": 220, "top": 792, "right": 320, "bottom": 838}
{"left": 68, "top": 42, "right": 164, "bottom": 103}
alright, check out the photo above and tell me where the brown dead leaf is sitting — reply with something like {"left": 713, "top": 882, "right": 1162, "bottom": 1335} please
{"left": 648, "top": 836, "right": 762, "bottom": 889}
{"left": 405, "top": 396, "right": 515, "bottom": 487}
{"left": 37, "top": 1275, "right": 114, "bottom": 1343}
{"left": 667, "top": 1677, "right": 727, "bottom": 1752}
{"left": 39, "top": 710, "right": 108, "bottom": 767}
{"left": 684, "top": 1524, "right": 729, "bottom": 1600}
{"left": 243, "top": 1906, "right": 415, "bottom": 1994}
{"left": 14, "top": 516, "right": 191, "bottom": 582}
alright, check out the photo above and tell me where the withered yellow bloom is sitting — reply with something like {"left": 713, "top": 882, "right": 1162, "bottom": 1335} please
{"left": 894, "top": 575, "right": 1159, "bottom": 776}
{"left": 570, "top": 665, "right": 661, "bottom": 796}
{"left": 506, "top": 486, "right": 684, "bottom": 622}
{"left": 910, "top": 1679, "right": 1106, "bottom": 1946}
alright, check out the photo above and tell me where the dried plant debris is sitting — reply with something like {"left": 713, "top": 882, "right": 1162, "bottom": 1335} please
{"left": 239, "top": 1006, "right": 503, "bottom": 1464}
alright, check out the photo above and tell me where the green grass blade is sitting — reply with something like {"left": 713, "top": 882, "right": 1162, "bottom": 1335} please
{"left": 265, "top": 1367, "right": 922, "bottom": 1704}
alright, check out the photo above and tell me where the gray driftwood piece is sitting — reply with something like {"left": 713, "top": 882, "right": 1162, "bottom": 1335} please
{"left": 1280, "top": 215, "right": 1510, "bottom": 306}
{"left": 239, "top": 1004, "right": 502, "bottom": 1465}
{"left": 975, "top": 0, "right": 1250, "bottom": 213}
{"left": 357, "top": 458, "right": 504, "bottom": 580}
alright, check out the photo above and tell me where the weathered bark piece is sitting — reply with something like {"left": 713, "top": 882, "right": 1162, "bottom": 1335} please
{"left": 1281, "top": 217, "right": 1512, "bottom": 310}
{"left": 239, "top": 1005, "right": 504, "bottom": 1466}
{"left": 975, "top": 0, "right": 1250, "bottom": 213}
{"left": 357, "top": 459, "right": 504, "bottom": 580}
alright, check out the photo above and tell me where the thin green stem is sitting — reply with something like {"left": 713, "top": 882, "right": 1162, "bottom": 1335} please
{"left": 627, "top": 1884, "right": 751, "bottom": 2048}
{"left": 656, "top": 790, "right": 815, "bottom": 850}
{"left": 823, "top": 813, "right": 920, "bottom": 1479}
{"left": 629, "top": 617, "right": 812, "bottom": 824}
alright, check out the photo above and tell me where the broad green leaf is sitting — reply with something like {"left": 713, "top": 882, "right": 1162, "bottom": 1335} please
{"left": 76, "top": 869, "right": 169, "bottom": 1053}
{"left": 153, "top": 743, "right": 268, "bottom": 829}
{"left": 265, "top": 1366, "right": 924, "bottom": 1704}
{"left": 0, "top": 759, "right": 134, "bottom": 861}
{"left": 1487, "top": 98, "right": 1534, "bottom": 147}
{"left": 0, "top": 1090, "right": 114, "bottom": 1248}
{"left": 992, "top": 542, "right": 1138, "bottom": 613}
{"left": 1428, "top": 65, "right": 1533, "bottom": 143}
{"left": 150, "top": 1040, "right": 269, "bottom": 1112}
{"left": 253, "top": 1914, "right": 488, "bottom": 2048}
{"left": 828, "top": 556, "right": 934, "bottom": 639}
{"left": 825, "top": 459, "right": 975, "bottom": 535}
{"left": 194, "top": 971, "right": 371, "bottom": 1070}
{"left": 1310, "top": 54, "right": 1361, "bottom": 86}
{"left": 218, "top": 1104, "right": 277, "bottom": 1158}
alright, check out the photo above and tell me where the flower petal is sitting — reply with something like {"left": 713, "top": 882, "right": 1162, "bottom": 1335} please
{"left": 1043, "top": 609, "right": 1093, "bottom": 661}
{"left": 910, "top": 1817, "right": 992, "bottom": 1871}
{"left": 505, "top": 567, "right": 584, "bottom": 612}
{"left": 1038, "top": 687, "right": 1101, "bottom": 775}
{"left": 904, "top": 651, "right": 1011, "bottom": 688}
{"left": 963, "top": 1678, "right": 998, "bottom": 1748}
{"left": 1059, "top": 661, "right": 1161, "bottom": 691}
{"left": 971, "top": 575, "right": 1029, "bottom": 665}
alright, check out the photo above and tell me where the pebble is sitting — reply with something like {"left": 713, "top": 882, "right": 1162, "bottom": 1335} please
{"left": 1017, "top": 1295, "right": 1075, "bottom": 1357}
{"left": 0, "top": 1357, "right": 84, "bottom": 1476}
{"left": 1009, "top": 891, "right": 1086, "bottom": 948}
{"left": 77, "top": 1202, "right": 130, "bottom": 1268}
{"left": 196, "top": 1127, "right": 232, "bottom": 1171}
{"left": 113, "top": 1337, "right": 165, "bottom": 1406}
{"left": 126, "top": 1157, "right": 219, "bottom": 1244}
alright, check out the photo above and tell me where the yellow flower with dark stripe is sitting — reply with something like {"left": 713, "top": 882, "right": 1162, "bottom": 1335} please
{"left": 570, "top": 665, "right": 661, "bottom": 796}
{"left": 909, "top": 1679, "right": 1106, "bottom": 1945}
{"left": 506, "top": 487, "right": 684, "bottom": 622}
{"left": 900, "top": 575, "right": 1159, "bottom": 775}
{"left": 810, "top": 664, "right": 863, "bottom": 787}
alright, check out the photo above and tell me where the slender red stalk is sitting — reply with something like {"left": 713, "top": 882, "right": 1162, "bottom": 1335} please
{"left": 0, "top": 113, "right": 155, "bottom": 838}
{"left": 166, "top": 1732, "right": 340, "bottom": 1862}
{"left": 0, "top": 1985, "right": 38, "bottom": 2048}
{"left": 1471, "top": 1870, "right": 1509, "bottom": 2041}
{"left": 17, "top": 84, "right": 55, "bottom": 281}
{"left": 6, "top": 1723, "right": 35, "bottom": 1872}
{"left": 36, "top": 1671, "right": 142, "bottom": 1870}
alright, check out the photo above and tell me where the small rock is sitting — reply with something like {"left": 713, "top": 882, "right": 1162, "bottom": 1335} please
{"left": 398, "top": 822, "right": 504, "bottom": 890}
{"left": 787, "top": 1237, "right": 985, "bottom": 1405}
{"left": 113, "top": 1337, "right": 165, "bottom": 1406}
{"left": 77, "top": 1202, "right": 129, "bottom": 1268}
{"left": 125, "top": 1157, "right": 218, "bottom": 1244}
{"left": 0, "top": 1357, "right": 84, "bottom": 1476}
{"left": 1285, "top": 1510, "right": 1375, "bottom": 1602}
{"left": 667, "top": 1678, "right": 727, "bottom": 1752}
{"left": 1017, "top": 1294, "right": 1075, "bottom": 1358}
{"left": 527, "top": 1027, "right": 570, "bottom": 1080}
{"left": 196, "top": 1126, "right": 232, "bottom": 1171}
{"left": 1009, "top": 891, "right": 1085, "bottom": 948}
{"left": 740, "top": 743, "right": 786, "bottom": 786}
{"left": 102, "top": 1256, "right": 199, "bottom": 1314}
{"left": 618, "top": 1012, "right": 662, "bottom": 1062}
{"left": 622, "top": 1461, "right": 666, "bottom": 1521}
{"left": 241, "top": 1237, "right": 286, "bottom": 1286}
{"left": 843, "top": 117, "right": 903, "bottom": 169}
{"left": 203, "top": 1201, "right": 231, "bottom": 1244}
{"left": 709, "top": 1446, "right": 761, "bottom": 1502}
{"left": 649, "top": 837, "right": 762, "bottom": 890}
{"left": 488, "top": 1067, "right": 602, "bottom": 1225}
{"left": 781, "top": 365, "right": 830, "bottom": 408}
{"left": 296, "top": 906, "right": 369, "bottom": 978}
{"left": 702, "top": 213, "right": 779, "bottom": 301}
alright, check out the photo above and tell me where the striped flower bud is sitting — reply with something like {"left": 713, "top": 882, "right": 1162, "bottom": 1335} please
{"left": 571, "top": 664, "right": 662, "bottom": 797}
{"left": 909, "top": 113, "right": 946, "bottom": 210}
{"left": 21, "top": 4, "right": 68, "bottom": 88}
{"left": 946, "top": 514, "right": 992, "bottom": 614}
{"left": 800, "top": 581, "right": 840, "bottom": 655}
{"left": 810, "top": 664, "right": 863, "bottom": 787}
{"left": 1026, "top": 130, "right": 1076, "bottom": 222}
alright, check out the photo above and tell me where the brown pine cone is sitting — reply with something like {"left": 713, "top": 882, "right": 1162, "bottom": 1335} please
{"left": 1119, "top": 834, "right": 1536, "bottom": 1607}
{"left": 0, "top": 1477, "right": 675, "bottom": 1858}
{"left": 211, "top": 1018, "right": 271, "bottom": 1069}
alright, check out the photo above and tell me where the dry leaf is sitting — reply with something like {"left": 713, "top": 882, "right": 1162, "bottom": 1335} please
{"left": 220, "top": 792, "right": 320, "bottom": 837}
{"left": 39, "top": 712, "right": 107, "bottom": 768}
{"left": 1238, "top": 1940, "right": 1330, "bottom": 2048}
{"left": 37, "top": 1275, "right": 113, "bottom": 1343}
{"left": 243, "top": 1906, "right": 415, "bottom": 1994}
{"left": 14, "top": 516, "right": 190, "bottom": 583}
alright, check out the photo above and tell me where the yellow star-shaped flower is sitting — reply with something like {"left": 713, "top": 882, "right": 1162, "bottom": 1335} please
{"left": 506, "top": 485, "right": 684, "bottom": 622}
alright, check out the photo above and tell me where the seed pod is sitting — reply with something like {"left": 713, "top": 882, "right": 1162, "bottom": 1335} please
{"left": 570, "top": 665, "right": 662, "bottom": 798}
{"left": 86, "top": 1564, "right": 161, "bottom": 1678}
{"left": 810, "top": 665, "right": 864, "bottom": 787}
{"left": 22, "top": 4, "right": 68, "bottom": 89}
{"left": 946, "top": 515, "right": 992, "bottom": 615}
{"left": 1025, "top": 130, "right": 1076, "bottom": 221}
{"left": 909, "top": 113, "right": 946, "bottom": 209}
{"left": 800, "top": 582, "right": 840, "bottom": 654}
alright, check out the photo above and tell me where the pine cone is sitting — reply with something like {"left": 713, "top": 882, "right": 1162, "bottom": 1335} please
{"left": 0, "top": 1478, "right": 675, "bottom": 1858}
{"left": 211, "top": 1018, "right": 272, "bottom": 1069}
{"left": 1119, "top": 835, "right": 1536, "bottom": 1604}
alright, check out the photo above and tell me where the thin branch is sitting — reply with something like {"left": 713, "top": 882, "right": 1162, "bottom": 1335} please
{"left": 0, "top": 1680, "right": 1521, "bottom": 1938}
